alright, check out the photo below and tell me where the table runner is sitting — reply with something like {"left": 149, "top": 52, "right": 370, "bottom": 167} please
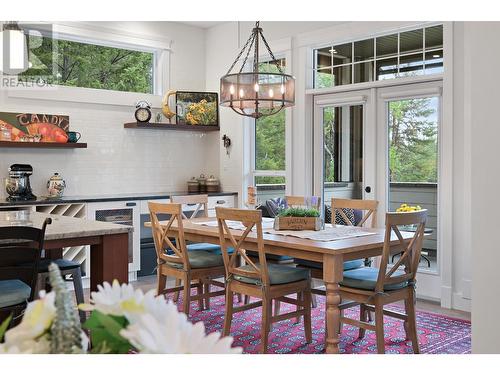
{"left": 195, "top": 218, "right": 376, "bottom": 242}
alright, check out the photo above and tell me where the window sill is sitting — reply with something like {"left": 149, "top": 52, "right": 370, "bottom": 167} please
{"left": 6, "top": 84, "right": 162, "bottom": 108}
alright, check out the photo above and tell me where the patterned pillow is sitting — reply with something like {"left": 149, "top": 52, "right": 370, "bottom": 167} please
{"left": 333, "top": 207, "right": 356, "bottom": 226}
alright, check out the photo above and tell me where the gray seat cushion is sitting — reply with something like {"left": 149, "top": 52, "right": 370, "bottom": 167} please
{"left": 167, "top": 250, "right": 224, "bottom": 269}
{"left": 295, "top": 258, "right": 364, "bottom": 271}
{"left": 340, "top": 267, "right": 408, "bottom": 291}
{"left": 0, "top": 279, "right": 31, "bottom": 308}
{"left": 234, "top": 263, "right": 310, "bottom": 285}
{"left": 187, "top": 243, "right": 235, "bottom": 255}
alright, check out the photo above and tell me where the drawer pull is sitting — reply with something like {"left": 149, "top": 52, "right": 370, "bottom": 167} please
{"left": 186, "top": 203, "right": 197, "bottom": 206}
{"left": 126, "top": 202, "right": 137, "bottom": 207}
{"left": 216, "top": 200, "right": 226, "bottom": 204}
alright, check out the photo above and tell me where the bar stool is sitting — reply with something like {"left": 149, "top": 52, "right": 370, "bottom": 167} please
{"left": 36, "top": 258, "right": 86, "bottom": 322}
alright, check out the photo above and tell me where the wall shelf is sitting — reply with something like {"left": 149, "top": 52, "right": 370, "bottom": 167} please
{"left": 124, "top": 122, "right": 220, "bottom": 131}
{"left": 0, "top": 141, "right": 87, "bottom": 149}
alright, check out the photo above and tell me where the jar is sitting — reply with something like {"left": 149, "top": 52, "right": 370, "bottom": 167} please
{"left": 197, "top": 174, "right": 207, "bottom": 193}
{"left": 47, "top": 173, "right": 66, "bottom": 198}
{"left": 187, "top": 177, "right": 199, "bottom": 193}
{"left": 0, "top": 124, "right": 12, "bottom": 141}
{"left": 206, "top": 175, "right": 220, "bottom": 193}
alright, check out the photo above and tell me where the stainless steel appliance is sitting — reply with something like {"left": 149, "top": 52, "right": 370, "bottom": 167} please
{"left": 5, "top": 164, "right": 37, "bottom": 201}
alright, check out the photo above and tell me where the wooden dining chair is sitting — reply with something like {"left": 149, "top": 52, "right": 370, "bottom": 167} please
{"left": 285, "top": 195, "right": 322, "bottom": 210}
{"left": 149, "top": 202, "right": 225, "bottom": 316}
{"left": 0, "top": 218, "right": 51, "bottom": 327}
{"left": 216, "top": 207, "right": 312, "bottom": 354}
{"left": 339, "top": 209, "right": 428, "bottom": 354}
{"left": 169, "top": 194, "right": 222, "bottom": 302}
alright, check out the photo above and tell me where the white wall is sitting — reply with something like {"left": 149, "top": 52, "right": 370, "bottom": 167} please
{"left": 0, "top": 21, "right": 218, "bottom": 198}
{"left": 467, "top": 22, "right": 500, "bottom": 354}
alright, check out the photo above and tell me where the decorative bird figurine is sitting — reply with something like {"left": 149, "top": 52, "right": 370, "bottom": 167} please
{"left": 161, "top": 90, "right": 177, "bottom": 123}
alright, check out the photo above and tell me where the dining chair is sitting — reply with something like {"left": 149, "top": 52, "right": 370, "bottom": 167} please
{"left": 169, "top": 194, "right": 225, "bottom": 303}
{"left": 149, "top": 202, "right": 225, "bottom": 316}
{"left": 216, "top": 207, "right": 312, "bottom": 354}
{"left": 339, "top": 209, "right": 427, "bottom": 354}
{"left": 0, "top": 218, "right": 51, "bottom": 327}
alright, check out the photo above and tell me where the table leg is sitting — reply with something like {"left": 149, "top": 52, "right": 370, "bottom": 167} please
{"left": 90, "top": 233, "right": 129, "bottom": 291}
{"left": 323, "top": 253, "right": 343, "bottom": 354}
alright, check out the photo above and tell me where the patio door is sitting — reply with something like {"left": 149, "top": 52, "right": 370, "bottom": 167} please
{"left": 376, "top": 81, "right": 442, "bottom": 300}
{"left": 313, "top": 89, "right": 376, "bottom": 213}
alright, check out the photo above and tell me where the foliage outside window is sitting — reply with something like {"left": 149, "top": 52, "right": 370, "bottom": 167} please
{"left": 388, "top": 97, "right": 438, "bottom": 183}
{"left": 254, "top": 58, "right": 286, "bottom": 186}
{"left": 20, "top": 34, "right": 154, "bottom": 94}
{"left": 314, "top": 25, "right": 443, "bottom": 89}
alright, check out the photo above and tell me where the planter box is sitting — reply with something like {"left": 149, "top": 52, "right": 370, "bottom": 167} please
{"left": 274, "top": 216, "right": 322, "bottom": 231}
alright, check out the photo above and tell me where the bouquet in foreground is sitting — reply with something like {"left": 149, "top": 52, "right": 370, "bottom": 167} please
{"left": 0, "top": 264, "right": 241, "bottom": 354}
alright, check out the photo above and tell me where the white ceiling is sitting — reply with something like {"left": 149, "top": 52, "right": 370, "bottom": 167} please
{"left": 177, "top": 21, "right": 226, "bottom": 29}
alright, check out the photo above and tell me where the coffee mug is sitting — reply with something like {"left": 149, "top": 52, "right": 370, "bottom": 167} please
{"left": 67, "top": 131, "right": 81, "bottom": 143}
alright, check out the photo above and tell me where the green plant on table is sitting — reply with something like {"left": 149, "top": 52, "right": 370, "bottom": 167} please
{"left": 277, "top": 207, "right": 320, "bottom": 218}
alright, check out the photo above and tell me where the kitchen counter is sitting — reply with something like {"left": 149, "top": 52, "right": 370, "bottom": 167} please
{"left": 0, "top": 191, "right": 238, "bottom": 207}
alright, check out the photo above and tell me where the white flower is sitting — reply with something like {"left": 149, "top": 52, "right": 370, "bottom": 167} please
{"left": 0, "top": 291, "right": 56, "bottom": 354}
{"left": 80, "top": 280, "right": 156, "bottom": 323}
{"left": 120, "top": 300, "right": 241, "bottom": 354}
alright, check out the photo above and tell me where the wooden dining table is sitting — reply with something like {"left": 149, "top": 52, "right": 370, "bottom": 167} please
{"left": 146, "top": 216, "right": 413, "bottom": 354}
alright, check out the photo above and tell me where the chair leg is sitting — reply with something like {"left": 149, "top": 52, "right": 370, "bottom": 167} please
{"left": 196, "top": 279, "right": 204, "bottom": 311}
{"left": 71, "top": 267, "right": 86, "bottom": 323}
{"left": 182, "top": 275, "right": 191, "bottom": 316}
{"left": 260, "top": 296, "right": 272, "bottom": 354}
{"left": 295, "top": 292, "right": 303, "bottom": 324}
{"left": 156, "top": 270, "right": 167, "bottom": 297}
{"left": 203, "top": 279, "right": 210, "bottom": 310}
{"left": 311, "top": 293, "right": 318, "bottom": 309}
{"left": 35, "top": 273, "right": 46, "bottom": 299}
{"left": 303, "top": 288, "right": 312, "bottom": 343}
{"left": 244, "top": 295, "right": 250, "bottom": 305}
{"left": 374, "top": 301, "right": 386, "bottom": 354}
{"left": 236, "top": 293, "right": 243, "bottom": 303}
{"left": 405, "top": 290, "right": 420, "bottom": 354}
{"left": 173, "top": 278, "right": 181, "bottom": 302}
{"left": 223, "top": 286, "right": 234, "bottom": 337}
{"left": 274, "top": 300, "right": 281, "bottom": 316}
{"left": 359, "top": 304, "right": 367, "bottom": 339}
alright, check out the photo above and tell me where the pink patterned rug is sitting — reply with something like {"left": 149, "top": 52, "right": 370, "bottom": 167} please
{"left": 181, "top": 293, "right": 471, "bottom": 354}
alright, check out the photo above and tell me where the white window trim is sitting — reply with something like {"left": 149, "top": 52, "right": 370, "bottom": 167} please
{"left": 246, "top": 42, "right": 293, "bottom": 201}
{"left": 4, "top": 22, "right": 172, "bottom": 107}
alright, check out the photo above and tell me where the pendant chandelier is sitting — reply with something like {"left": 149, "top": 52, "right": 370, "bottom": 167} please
{"left": 220, "top": 21, "right": 295, "bottom": 119}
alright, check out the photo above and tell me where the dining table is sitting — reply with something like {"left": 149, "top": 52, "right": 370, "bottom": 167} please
{"left": 145, "top": 216, "right": 414, "bottom": 354}
{"left": 0, "top": 210, "right": 132, "bottom": 291}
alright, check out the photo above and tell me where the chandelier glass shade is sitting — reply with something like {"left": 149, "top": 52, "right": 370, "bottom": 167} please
{"left": 220, "top": 22, "right": 296, "bottom": 119}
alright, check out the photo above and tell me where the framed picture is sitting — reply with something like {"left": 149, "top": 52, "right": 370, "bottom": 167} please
{"left": 175, "top": 91, "right": 219, "bottom": 126}
{"left": 0, "top": 112, "right": 69, "bottom": 142}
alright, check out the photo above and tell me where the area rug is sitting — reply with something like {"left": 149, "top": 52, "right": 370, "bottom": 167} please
{"left": 183, "top": 294, "right": 471, "bottom": 354}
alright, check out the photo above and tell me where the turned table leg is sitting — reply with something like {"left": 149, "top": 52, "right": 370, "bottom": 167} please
{"left": 323, "top": 253, "right": 343, "bottom": 354}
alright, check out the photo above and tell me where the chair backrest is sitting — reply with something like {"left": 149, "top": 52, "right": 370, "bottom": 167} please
{"left": 331, "top": 198, "right": 379, "bottom": 228}
{"left": 170, "top": 194, "right": 208, "bottom": 219}
{"left": 285, "top": 195, "right": 321, "bottom": 211}
{"left": 215, "top": 207, "right": 269, "bottom": 286}
{"left": 0, "top": 218, "right": 51, "bottom": 301}
{"left": 375, "top": 210, "right": 428, "bottom": 293}
{"left": 148, "top": 202, "right": 190, "bottom": 271}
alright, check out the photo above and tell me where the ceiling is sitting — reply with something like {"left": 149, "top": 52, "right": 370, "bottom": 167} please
{"left": 177, "top": 21, "right": 226, "bottom": 29}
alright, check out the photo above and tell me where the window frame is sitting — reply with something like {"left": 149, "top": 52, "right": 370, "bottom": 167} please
{"left": 5, "top": 22, "right": 171, "bottom": 106}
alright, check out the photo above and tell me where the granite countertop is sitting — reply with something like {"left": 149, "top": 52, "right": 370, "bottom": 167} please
{"left": 0, "top": 211, "right": 132, "bottom": 241}
{"left": 0, "top": 191, "right": 238, "bottom": 207}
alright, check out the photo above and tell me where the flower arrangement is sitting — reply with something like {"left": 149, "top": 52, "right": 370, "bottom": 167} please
{"left": 277, "top": 207, "right": 320, "bottom": 218}
{"left": 396, "top": 203, "right": 422, "bottom": 212}
{"left": 185, "top": 99, "right": 217, "bottom": 125}
{"left": 0, "top": 264, "right": 241, "bottom": 354}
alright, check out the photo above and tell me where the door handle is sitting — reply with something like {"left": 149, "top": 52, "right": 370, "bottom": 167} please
{"left": 364, "top": 186, "right": 372, "bottom": 193}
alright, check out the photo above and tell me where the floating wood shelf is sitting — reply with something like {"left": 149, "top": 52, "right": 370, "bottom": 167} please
{"left": 0, "top": 141, "right": 87, "bottom": 149}
{"left": 124, "top": 122, "right": 220, "bottom": 131}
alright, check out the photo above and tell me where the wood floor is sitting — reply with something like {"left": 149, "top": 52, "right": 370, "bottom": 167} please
{"left": 87, "top": 275, "right": 469, "bottom": 321}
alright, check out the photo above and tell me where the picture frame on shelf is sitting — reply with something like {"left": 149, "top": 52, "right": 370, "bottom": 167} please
{"left": 175, "top": 91, "right": 219, "bottom": 127}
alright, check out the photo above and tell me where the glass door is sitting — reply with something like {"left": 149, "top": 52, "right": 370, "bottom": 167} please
{"left": 313, "top": 89, "right": 376, "bottom": 219}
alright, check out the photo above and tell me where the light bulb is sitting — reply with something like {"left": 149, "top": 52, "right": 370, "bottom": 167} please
{"left": 280, "top": 84, "right": 285, "bottom": 94}
{"left": 239, "top": 89, "right": 245, "bottom": 98}
{"left": 268, "top": 88, "right": 274, "bottom": 98}
{"left": 229, "top": 85, "right": 235, "bottom": 95}
{"left": 254, "top": 83, "right": 259, "bottom": 92}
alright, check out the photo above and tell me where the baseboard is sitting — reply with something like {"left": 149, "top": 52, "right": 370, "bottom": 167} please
{"left": 452, "top": 292, "right": 471, "bottom": 312}
{"left": 440, "top": 285, "right": 453, "bottom": 308}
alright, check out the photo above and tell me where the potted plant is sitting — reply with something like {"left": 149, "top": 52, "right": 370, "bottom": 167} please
{"left": 274, "top": 207, "right": 322, "bottom": 231}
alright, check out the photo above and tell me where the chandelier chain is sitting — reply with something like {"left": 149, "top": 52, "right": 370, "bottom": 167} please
{"left": 226, "top": 28, "right": 255, "bottom": 75}
{"left": 239, "top": 32, "right": 257, "bottom": 74}
{"left": 259, "top": 29, "right": 284, "bottom": 74}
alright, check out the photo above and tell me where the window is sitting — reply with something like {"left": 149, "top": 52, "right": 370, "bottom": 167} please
{"left": 20, "top": 35, "right": 154, "bottom": 94}
{"left": 313, "top": 24, "right": 443, "bottom": 88}
{"left": 253, "top": 58, "right": 287, "bottom": 202}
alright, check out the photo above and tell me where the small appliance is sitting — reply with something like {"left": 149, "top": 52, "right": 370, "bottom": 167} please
{"left": 5, "top": 164, "right": 37, "bottom": 201}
